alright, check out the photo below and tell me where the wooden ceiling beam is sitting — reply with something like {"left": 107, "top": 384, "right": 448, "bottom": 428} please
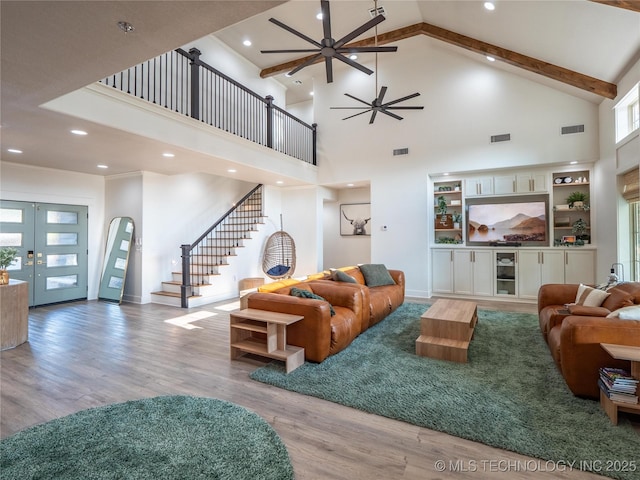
{"left": 259, "top": 21, "right": 617, "bottom": 100}
{"left": 589, "top": 1, "right": 640, "bottom": 13}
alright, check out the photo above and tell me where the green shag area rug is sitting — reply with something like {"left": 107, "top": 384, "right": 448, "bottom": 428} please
{"left": 0, "top": 395, "right": 294, "bottom": 480}
{"left": 251, "top": 303, "right": 639, "bottom": 480}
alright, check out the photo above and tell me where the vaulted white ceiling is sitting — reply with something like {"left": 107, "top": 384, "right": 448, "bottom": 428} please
{"left": 1, "top": 1, "right": 638, "bottom": 178}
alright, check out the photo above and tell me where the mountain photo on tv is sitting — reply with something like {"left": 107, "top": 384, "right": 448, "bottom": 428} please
{"left": 466, "top": 195, "right": 548, "bottom": 246}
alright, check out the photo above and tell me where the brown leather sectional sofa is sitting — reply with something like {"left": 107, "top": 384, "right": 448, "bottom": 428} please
{"left": 538, "top": 282, "right": 640, "bottom": 398}
{"left": 247, "top": 266, "right": 405, "bottom": 362}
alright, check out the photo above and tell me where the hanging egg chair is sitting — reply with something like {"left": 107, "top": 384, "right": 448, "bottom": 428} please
{"left": 262, "top": 215, "right": 296, "bottom": 279}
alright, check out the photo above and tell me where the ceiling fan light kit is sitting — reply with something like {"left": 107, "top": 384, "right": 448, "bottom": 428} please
{"left": 260, "top": 0, "right": 397, "bottom": 83}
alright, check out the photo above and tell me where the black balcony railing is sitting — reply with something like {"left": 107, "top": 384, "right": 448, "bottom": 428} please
{"left": 101, "top": 48, "right": 316, "bottom": 165}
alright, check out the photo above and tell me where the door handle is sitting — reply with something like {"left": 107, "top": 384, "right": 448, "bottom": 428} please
{"left": 36, "top": 260, "right": 46, "bottom": 265}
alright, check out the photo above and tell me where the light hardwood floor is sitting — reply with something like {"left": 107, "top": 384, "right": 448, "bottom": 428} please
{"left": 0, "top": 297, "right": 633, "bottom": 479}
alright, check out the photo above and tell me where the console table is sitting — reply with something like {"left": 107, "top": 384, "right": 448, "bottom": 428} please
{"left": 599, "top": 343, "right": 640, "bottom": 425}
{"left": 230, "top": 309, "right": 304, "bottom": 373}
{"left": 1, "top": 279, "right": 29, "bottom": 350}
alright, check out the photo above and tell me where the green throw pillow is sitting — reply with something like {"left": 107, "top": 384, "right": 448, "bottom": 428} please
{"left": 359, "top": 264, "right": 395, "bottom": 287}
{"left": 290, "top": 287, "right": 335, "bottom": 316}
{"left": 332, "top": 270, "right": 357, "bottom": 283}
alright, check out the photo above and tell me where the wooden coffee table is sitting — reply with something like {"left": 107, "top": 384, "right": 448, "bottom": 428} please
{"left": 599, "top": 343, "right": 640, "bottom": 425}
{"left": 416, "top": 299, "right": 478, "bottom": 363}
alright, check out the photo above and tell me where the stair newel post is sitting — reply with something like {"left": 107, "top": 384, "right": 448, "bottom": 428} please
{"left": 188, "top": 48, "right": 201, "bottom": 121}
{"left": 265, "top": 95, "right": 274, "bottom": 149}
{"left": 312, "top": 123, "right": 318, "bottom": 166}
{"left": 180, "top": 244, "right": 192, "bottom": 308}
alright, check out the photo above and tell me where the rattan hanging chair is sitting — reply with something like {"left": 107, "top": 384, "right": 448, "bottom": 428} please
{"left": 262, "top": 216, "right": 296, "bottom": 279}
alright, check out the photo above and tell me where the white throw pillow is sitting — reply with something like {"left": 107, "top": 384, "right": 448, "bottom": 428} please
{"left": 607, "top": 305, "right": 640, "bottom": 320}
{"left": 575, "top": 283, "right": 610, "bottom": 307}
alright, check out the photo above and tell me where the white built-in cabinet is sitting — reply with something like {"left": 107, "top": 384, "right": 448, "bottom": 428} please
{"left": 453, "top": 250, "right": 493, "bottom": 296}
{"left": 517, "top": 250, "right": 565, "bottom": 299}
{"left": 431, "top": 247, "right": 595, "bottom": 302}
{"left": 492, "top": 173, "right": 547, "bottom": 195}
{"left": 465, "top": 177, "right": 494, "bottom": 196}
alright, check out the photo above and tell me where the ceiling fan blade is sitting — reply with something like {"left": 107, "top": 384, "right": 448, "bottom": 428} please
{"left": 344, "top": 93, "right": 371, "bottom": 106}
{"left": 325, "top": 57, "right": 333, "bottom": 83}
{"left": 321, "top": 0, "right": 332, "bottom": 40}
{"left": 380, "top": 109, "right": 404, "bottom": 121}
{"left": 333, "top": 53, "right": 374, "bottom": 76}
{"left": 341, "top": 109, "right": 373, "bottom": 121}
{"left": 287, "top": 53, "right": 323, "bottom": 76}
{"left": 369, "top": 110, "right": 378, "bottom": 124}
{"left": 260, "top": 48, "right": 321, "bottom": 54}
{"left": 382, "top": 92, "right": 421, "bottom": 107}
{"left": 334, "top": 14, "right": 385, "bottom": 49}
{"left": 386, "top": 106, "right": 425, "bottom": 110}
{"left": 377, "top": 86, "right": 388, "bottom": 104}
{"left": 337, "top": 46, "right": 398, "bottom": 53}
{"left": 330, "top": 107, "right": 370, "bottom": 109}
{"left": 268, "top": 17, "right": 322, "bottom": 48}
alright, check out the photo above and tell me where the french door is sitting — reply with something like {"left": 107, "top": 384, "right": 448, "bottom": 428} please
{"left": 0, "top": 200, "right": 88, "bottom": 306}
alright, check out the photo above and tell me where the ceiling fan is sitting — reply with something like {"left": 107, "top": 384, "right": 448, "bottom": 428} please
{"left": 331, "top": 86, "right": 424, "bottom": 124}
{"left": 260, "top": 0, "right": 398, "bottom": 83}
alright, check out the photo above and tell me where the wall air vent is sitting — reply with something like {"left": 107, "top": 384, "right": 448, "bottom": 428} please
{"left": 393, "top": 147, "right": 409, "bottom": 156}
{"left": 490, "top": 133, "right": 511, "bottom": 143}
{"left": 368, "top": 6, "right": 386, "bottom": 17}
{"left": 561, "top": 124, "right": 585, "bottom": 135}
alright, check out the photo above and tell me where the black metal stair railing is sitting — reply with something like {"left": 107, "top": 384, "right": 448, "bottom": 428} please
{"left": 100, "top": 48, "right": 316, "bottom": 165}
{"left": 180, "top": 184, "right": 263, "bottom": 308}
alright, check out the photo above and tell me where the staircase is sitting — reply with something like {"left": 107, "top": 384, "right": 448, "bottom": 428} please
{"left": 151, "top": 185, "right": 265, "bottom": 308}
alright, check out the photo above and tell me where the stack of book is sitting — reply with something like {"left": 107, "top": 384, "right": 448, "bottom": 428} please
{"left": 598, "top": 367, "right": 639, "bottom": 404}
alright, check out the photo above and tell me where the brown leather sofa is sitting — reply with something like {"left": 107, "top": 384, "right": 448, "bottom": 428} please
{"left": 247, "top": 267, "right": 405, "bottom": 363}
{"left": 538, "top": 282, "right": 640, "bottom": 398}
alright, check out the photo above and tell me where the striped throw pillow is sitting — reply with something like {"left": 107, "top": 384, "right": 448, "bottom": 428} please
{"left": 575, "top": 284, "right": 610, "bottom": 307}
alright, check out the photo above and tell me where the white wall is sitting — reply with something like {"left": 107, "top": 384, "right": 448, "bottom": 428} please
{"left": 0, "top": 162, "right": 105, "bottom": 299}
{"left": 323, "top": 187, "right": 371, "bottom": 269}
{"left": 597, "top": 56, "right": 640, "bottom": 281}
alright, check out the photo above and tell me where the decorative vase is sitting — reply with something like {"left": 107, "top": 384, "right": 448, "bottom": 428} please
{"left": 0, "top": 270, "right": 9, "bottom": 285}
{"left": 573, "top": 201, "right": 584, "bottom": 209}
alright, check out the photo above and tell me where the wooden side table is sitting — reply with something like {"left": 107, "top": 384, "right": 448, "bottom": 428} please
{"left": 1, "top": 279, "right": 29, "bottom": 350}
{"left": 230, "top": 308, "right": 304, "bottom": 373}
{"left": 599, "top": 343, "right": 640, "bottom": 425}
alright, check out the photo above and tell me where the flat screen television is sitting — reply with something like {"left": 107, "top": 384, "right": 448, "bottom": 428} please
{"left": 466, "top": 194, "right": 549, "bottom": 246}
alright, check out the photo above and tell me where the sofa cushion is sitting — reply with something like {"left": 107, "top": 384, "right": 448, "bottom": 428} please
{"left": 601, "top": 288, "right": 635, "bottom": 311}
{"left": 359, "top": 264, "right": 395, "bottom": 287}
{"left": 575, "top": 284, "right": 610, "bottom": 307}
{"left": 607, "top": 305, "right": 640, "bottom": 320}
{"left": 330, "top": 269, "right": 357, "bottom": 283}
{"left": 567, "top": 304, "right": 611, "bottom": 317}
{"left": 290, "top": 287, "right": 335, "bottom": 316}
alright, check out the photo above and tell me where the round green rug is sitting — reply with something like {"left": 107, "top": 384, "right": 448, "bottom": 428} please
{"left": 0, "top": 395, "right": 294, "bottom": 480}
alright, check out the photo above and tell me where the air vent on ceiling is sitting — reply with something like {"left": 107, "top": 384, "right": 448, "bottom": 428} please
{"left": 393, "top": 147, "right": 409, "bottom": 156}
{"left": 561, "top": 124, "right": 585, "bottom": 135}
{"left": 369, "top": 5, "right": 386, "bottom": 17}
{"left": 490, "top": 133, "right": 511, "bottom": 143}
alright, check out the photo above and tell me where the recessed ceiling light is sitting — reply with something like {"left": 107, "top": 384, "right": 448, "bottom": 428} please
{"left": 162, "top": 152, "right": 175, "bottom": 158}
{"left": 570, "top": 161, "right": 578, "bottom": 165}
{"left": 443, "top": 173, "right": 450, "bottom": 176}
{"left": 310, "top": 91, "right": 314, "bottom": 96}
{"left": 349, "top": 54, "right": 358, "bottom": 60}
{"left": 486, "top": 55, "right": 496, "bottom": 62}
{"left": 276, "top": 180, "right": 284, "bottom": 185}
{"left": 71, "top": 129, "right": 88, "bottom": 135}
{"left": 7, "top": 148, "right": 22, "bottom": 154}
{"left": 97, "top": 164, "right": 109, "bottom": 169}
{"left": 228, "top": 168, "right": 237, "bottom": 173}
{"left": 484, "top": 2, "right": 495, "bottom": 11}
{"left": 316, "top": 13, "right": 323, "bottom": 20}
{"left": 347, "top": 183, "right": 354, "bottom": 187}
{"left": 243, "top": 39, "right": 252, "bottom": 47}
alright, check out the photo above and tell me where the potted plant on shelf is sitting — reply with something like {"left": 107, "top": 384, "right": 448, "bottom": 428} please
{"left": 0, "top": 247, "right": 19, "bottom": 285}
{"left": 572, "top": 218, "right": 588, "bottom": 246}
{"left": 566, "top": 191, "right": 589, "bottom": 210}
{"left": 452, "top": 212, "right": 462, "bottom": 229}
{"left": 436, "top": 195, "right": 451, "bottom": 228}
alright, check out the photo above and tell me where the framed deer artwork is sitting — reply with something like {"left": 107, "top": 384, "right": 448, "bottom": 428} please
{"left": 340, "top": 203, "right": 371, "bottom": 236}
